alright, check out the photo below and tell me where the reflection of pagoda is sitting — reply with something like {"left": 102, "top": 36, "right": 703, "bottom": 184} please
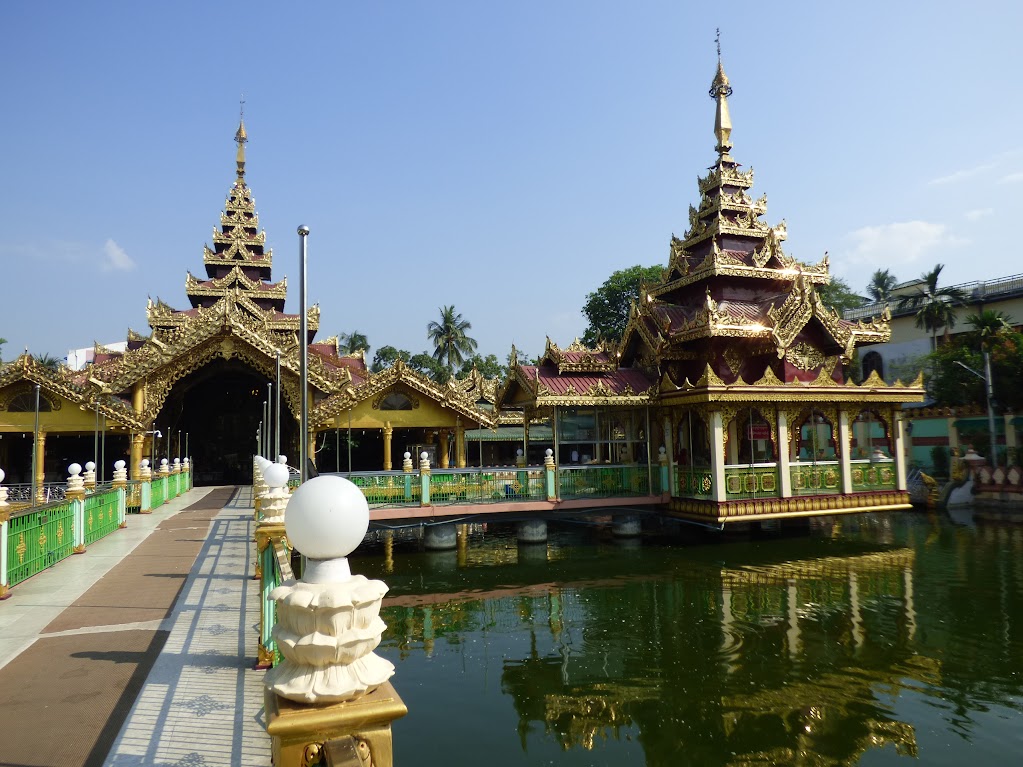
{"left": 496, "top": 546, "right": 925, "bottom": 765}
{"left": 502, "top": 53, "right": 925, "bottom": 524}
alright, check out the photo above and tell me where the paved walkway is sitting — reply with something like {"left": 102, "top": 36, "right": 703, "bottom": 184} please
{"left": 0, "top": 486, "right": 271, "bottom": 767}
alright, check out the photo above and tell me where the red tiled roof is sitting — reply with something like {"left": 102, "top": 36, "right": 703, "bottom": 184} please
{"left": 522, "top": 365, "right": 654, "bottom": 397}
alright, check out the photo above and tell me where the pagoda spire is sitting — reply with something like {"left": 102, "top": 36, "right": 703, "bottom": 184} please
{"left": 709, "top": 30, "right": 734, "bottom": 161}
{"left": 235, "top": 96, "right": 248, "bottom": 180}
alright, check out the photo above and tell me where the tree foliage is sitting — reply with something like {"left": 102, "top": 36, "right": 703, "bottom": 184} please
{"left": 817, "top": 276, "right": 865, "bottom": 314}
{"left": 458, "top": 353, "right": 504, "bottom": 379}
{"left": 0, "top": 337, "right": 7, "bottom": 362}
{"left": 927, "top": 319, "right": 1023, "bottom": 412}
{"left": 866, "top": 269, "right": 898, "bottom": 303}
{"left": 581, "top": 265, "right": 663, "bottom": 346}
{"left": 338, "top": 330, "right": 370, "bottom": 356}
{"left": 897, "top": 264, "right": 968, "bottom": 349}
{"left": 427, "top": 305, "right": 478, "bottom": 372}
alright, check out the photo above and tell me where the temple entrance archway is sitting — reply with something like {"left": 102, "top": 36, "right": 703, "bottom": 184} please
{"left": 157, "top": 358, "right": 296, "bottom": 486}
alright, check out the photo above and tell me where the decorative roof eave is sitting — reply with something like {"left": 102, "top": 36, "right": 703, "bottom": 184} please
{"left": 212, "top": 227, "right": 266, "bottom": 246}
{"left": 681, "top": 215, "right": 771, "bottom": 250}
{"left": 186, "top": 267, "right": 287, "bottom": 296}
{"left": 202, "top": 244, "right": 271, "bottom": 267}
{"left": 698, "top": 164, "right": 754, "bottom": 194}
{"left": 534, "top": 394, "right": 653, "bottom": 408}
{"left": 659, "top": 366, "right": 925, "bottom": 405}
{"left": 541, "top": 337, "right": 617, "bottom": 373}
{"left": 311, "top": 358, "right": 497, "bottom": 428}
{"left": 0, "top": 355, "right": 144, "bottom": 429}
{"left": 648, "top": 262, "right": 830, "bottom": 300}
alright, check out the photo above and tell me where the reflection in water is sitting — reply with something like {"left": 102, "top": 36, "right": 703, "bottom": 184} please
{"left": 355, "top": 515, "right": 1023, "bottom": 766}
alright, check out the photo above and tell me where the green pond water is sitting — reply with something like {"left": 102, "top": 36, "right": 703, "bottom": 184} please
{"left": 353, "top": 510, "right": 1023, "bottom": 766}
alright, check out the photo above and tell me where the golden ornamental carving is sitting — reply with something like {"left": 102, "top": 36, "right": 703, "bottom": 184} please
{"left": 767, "top": 275, "right": 814, "bottom": 356}
{"left": 787, "top": 342, "right": 825, "bottom": 371}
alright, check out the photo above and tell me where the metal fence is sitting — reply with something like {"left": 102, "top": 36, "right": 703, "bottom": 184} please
{"left": 429, "top": 468, "right": 545, "bottom": 506}
{"left": 558, "top": 465, "right": 651, "bottom": 500}
{"left": 84, "top": 489, "right": 120, "bottom": 545}
{"left": 6, "top": 499, "right": 76, "bottom": 588}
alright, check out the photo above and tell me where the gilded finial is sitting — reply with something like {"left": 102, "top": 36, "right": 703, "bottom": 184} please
{"left": 709, "top": 30, "right": 733, "bottom": 159}
{"left": 235, "top": 95, "right": 248, "bottom": 180}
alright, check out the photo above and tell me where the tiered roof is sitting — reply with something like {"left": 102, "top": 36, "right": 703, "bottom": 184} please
{"left": 620, "top": 57, "right": 891, "bottom": 388}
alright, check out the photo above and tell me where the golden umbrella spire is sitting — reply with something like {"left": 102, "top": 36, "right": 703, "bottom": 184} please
{"left": 235, "top": 95, "right": 248, "bottom": 180}
{"left": 709, "top": 29, "right": 733, "bottom": 161}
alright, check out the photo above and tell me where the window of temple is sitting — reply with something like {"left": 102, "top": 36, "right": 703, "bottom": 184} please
{"left": 379, "top": 392, "right": 414, "bottom": 410}
{"left": 862, "top": 351, "right": 884, "bottom": 381}
{"left": 727, "top": 408, "right": 776, "bottom": 465}
{"left": 676, "top": 411, "right": 711, "bottom": 468}
{"left": 794, "top": 409, "right": 837, "bottom": 462}
{"left": 6, "top": 391, "right": 53, "bottom": 412}
{"left": 852, "top": 409, "right": 892, "bottom": 459}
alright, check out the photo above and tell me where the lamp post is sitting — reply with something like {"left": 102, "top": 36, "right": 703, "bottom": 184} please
{"left": 954, "top": 351, "right": 998, "bottom": 468}
{"left": 266, "top": 382, "right": 272, "bottom": 459}
{"left": 146, "top": 428, "right": 162, "bottom": 467}
{"left": 30, "top": 384, "right": 40, "bottom": 506}
{"left": 298, "top": 224, "right": 310, "bottom": 483}
{"left": 274, "top": 350, "right": 281, "bottom": 461}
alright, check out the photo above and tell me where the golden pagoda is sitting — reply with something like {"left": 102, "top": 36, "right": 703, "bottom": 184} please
{"left": 501, "top": 54, "right": 925, "bottom": 523}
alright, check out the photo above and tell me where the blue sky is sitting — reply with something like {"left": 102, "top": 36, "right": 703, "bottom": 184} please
{"left": 2, "top": 1, "right": 1022, "bottom": 363}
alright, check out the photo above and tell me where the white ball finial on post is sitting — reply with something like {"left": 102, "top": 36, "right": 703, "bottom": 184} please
{"left": 264, "top": 475, "right": 394, "bottom": 704}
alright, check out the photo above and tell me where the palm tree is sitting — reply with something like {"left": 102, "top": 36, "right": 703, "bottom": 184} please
{"left": 897, "top": 264, "right": 968, "bottom": 351}
{"left": 427, "top": 305, "right": 478, "bottom": 372}
{"left": 965, "top": 309, "right": 1014, "bottom": 351}
{"left": 34, "top": 353, "right": 64, "bottom": 371}
{"left": 866, "top": 269, "right": 898, "bottom": 304}
{"left": 339, "top": 330, "right": 369, "bottom": 356}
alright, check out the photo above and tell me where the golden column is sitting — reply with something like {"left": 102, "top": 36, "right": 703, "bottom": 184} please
{"left": 130, "top": 433, "right": 145, "bottom": 480}
{"left": 455, "top": 417, "right": 466, "bottom": 468}
{"left": 438, "top": 429, "right": 450, "bottom": 469}
{"left": 382, "top": 423, "right": 393, "bottom": 471}
{"left": 35, "top": 431, "right": 46, "bottom": 503}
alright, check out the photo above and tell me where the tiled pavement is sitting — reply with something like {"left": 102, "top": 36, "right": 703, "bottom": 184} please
{"left": 106, "top": 487, "right": 269, "bottom": 767}
{"left": 0, "top": 486, "right": 271, "bottom": 767}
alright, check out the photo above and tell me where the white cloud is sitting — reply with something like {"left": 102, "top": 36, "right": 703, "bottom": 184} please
{"left": 929, "top": 161, "right": 997, "bottom": 186}
{"left": 964, "top": 208, "right": 994, "bottom": 221}
{"left": 999, "top": 171, "right": 1023, "bottom": 184}
{"left": 838, "top": 221, "right": 967, "bottom": 273}
{"left": 101, "top": 239, "right": 135, "bottom": 271}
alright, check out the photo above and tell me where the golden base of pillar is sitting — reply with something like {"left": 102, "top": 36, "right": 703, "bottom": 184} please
{"left": 265, "top": 682, "right": 407, "bottom": 767}
{"left": 139, "top": 509, "right": 153, "bottom": 515}
{"left": 73, "top": 544, "right": 86, "bottom": 554}
{"left": 119, "top": 522, "right": 128, "bottom": 529}
{"left": 0, "top": 584, "right": 9, "bottom": 600}
{"left": 255, "top": 642, "right": 275, "bottom": 670}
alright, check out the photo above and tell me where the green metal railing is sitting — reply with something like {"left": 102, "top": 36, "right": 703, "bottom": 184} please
{"left": 152, "top": 476, "right": 168, "bottom": 506}
{"left": 558, "top": 465, "right": 651, "bottom": 500}
{"left": 849, "top": 460, "right": 897, "bottom": 492}
{"left": 346, "top": 472, "right": 420, "bottom": 506}
{"left": 84, "top": 489, "right": 120, "bottom": 545}
{"left": 259, "top": 537, "right": 293, "bottom": 668}
{"left": 429, "top": 468, "right": 545, "bottom": 505}
{"left": 789, "top": 461, "right": 842, "bottom": 496}
{"left": 6, "top": 499, "right": 76, "bottom": 588}
{"left": 674, "top": 466, "right": 715, "bottom": 499}
{"left": 723, "top": 464, "right": 780, "bottom": 500}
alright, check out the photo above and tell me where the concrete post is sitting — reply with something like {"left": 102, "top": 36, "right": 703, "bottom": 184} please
{"left": 777, "top": 410, "right": 792, "bottom": 498}
{"left": 838, "top": 410, "right": 853, "bottom": 494}
{"left": 455, "top": 417, "right": 466, "bottom": 468}
{"left": 382, "top": 423, "right": 393, "bottom": 471}
{"left": 544, "top": 449, "right": 557, "bottom": 501}
{"left": 0, "top": 467, "right": 9, "bottom": 599}
{"left": 658, "top": 446, "right": 670, "bottom": 496}
{"left": 710, "top": 411, "right": 726, "bottom": 502}
{"left": 419, "top": 452, "right": 431, "bottom": 506}
{"left": 67, "top": 463, "right": 86, "bottom": 554}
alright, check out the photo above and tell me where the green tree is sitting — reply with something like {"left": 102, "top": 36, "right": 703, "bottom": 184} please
{"left": 817, "top": 276, "right": 865, "bottom": 314}
{"left": 897, "top": 264, "right": 968, "bottom": 350}
{"left": 35, "top": 353, "right": 64, "bottom": 371}
{"left": 0, "top": 337, "right": 7, "bottom": 362}
{"left": 458, "top": 354, "right": 504, "bottom": 379}
{"left": 581, "top": 264, "right": 662, "bottom": 346}
{"left": 371, "top": 345, "right": 408, "bottom": 373}
{"left": 866, "top": 269, "right": 898, "bottom": 303}
{"left": 409, "top": 352, "right": 450, "bottom": 384}
{"left": 965, "top": 309, "right": 1013, "bottom": 342}
{"left": 927, "top": 328, "right": 1023, "bottom": 412}
{"left": 339, "top": 330, "right": 370, "bottom": 356}
{"left": 427, "top": 305, "right": 478, "bottom": 373}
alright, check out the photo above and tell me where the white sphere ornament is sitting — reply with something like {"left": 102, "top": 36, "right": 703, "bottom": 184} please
{"left": 546, "top": 448, "right": 553, "bottom": 457}
{"left": 516, "top": 448, "right": 523, "bottom": 457}
{"left": 285, "top": 475, "right": 369, "bottom": 565}
{"left": 264, "top": 463, "right": 290, "bottom": 489}
{"left": 69, "top": 463, "right": 82, "bottom": 476}
{"left": 421, "top": 451, "right": 429, "bottom": 461}
{"left": 160, "top": 458, "right": 169, "bottom": 466}
{"left": 114, "top": 460, "right": 126, "bottom": 470}
{"left": 173, "top": 457, "right": 180, "bottom": 465}
{"left": 85, "top": 461, "right": 96, "bottom": 472}
{"left": 277, "top": 455, "right": 288, "bottom": 464}
{"left": 403, "top": 452, "right": 411, "bottom": 460}
{"left": 0, "top": 468, "right": 5, "bottom": 484}
{"left": 141, "top": 459, "right": 150, "bottom": 468}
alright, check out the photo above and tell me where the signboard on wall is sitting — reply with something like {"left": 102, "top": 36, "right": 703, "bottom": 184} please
{"left": 747, "top": 424, "right": 771, "bottom": 440}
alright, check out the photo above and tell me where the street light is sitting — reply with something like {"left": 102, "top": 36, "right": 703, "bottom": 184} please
{"left": 146, "top": 429, "right": 162, "bottom": 467}
{"left": 954, "top": 351, "right": 998, "bottom": 468}
{"left": 298, "top": 224, "right": 310, "bottom": 483}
